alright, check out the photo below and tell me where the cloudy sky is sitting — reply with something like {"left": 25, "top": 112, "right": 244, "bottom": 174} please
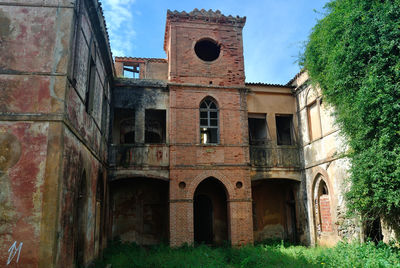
{"left": 100, "top": 0, "right": 330, "bottom": 85}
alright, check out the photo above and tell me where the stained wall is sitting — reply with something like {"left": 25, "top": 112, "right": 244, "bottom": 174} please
{"left": 0, "top": 0, "right": 112, "bottom": 266}
{"left": 292, "top": 72, "right": 361, "bottom": 246}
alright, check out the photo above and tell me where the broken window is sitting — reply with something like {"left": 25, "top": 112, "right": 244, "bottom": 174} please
{"left": 123, "top": 63, "right": 140, "bottom": 79}
{"left": 200, "top": 98, "right": 219, "bottom": 144}
{"left": 145, "top": 109, "right": 166, "bottom": 143}
{"left": 248, "top": 113, "right": 268, "bottom": 145}
{"left": 113, "top": 108, "right": 135, "bottom": 144}
{"left": 276, "top": 115, "right": 293, "bottom": 145}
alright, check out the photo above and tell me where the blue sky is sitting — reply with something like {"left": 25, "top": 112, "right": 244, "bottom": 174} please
{"left": 100, "top": 0, "right": 330, "bottom": 85}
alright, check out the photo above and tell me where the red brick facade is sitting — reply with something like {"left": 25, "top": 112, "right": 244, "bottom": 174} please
{"left": 165, "top": 10, "right": 246, "bottom": 86}
{"left": 165, "top": 10, "right": 253, "bottom": 245}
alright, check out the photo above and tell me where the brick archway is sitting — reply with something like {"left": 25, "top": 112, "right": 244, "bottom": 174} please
{"left": 186, "top": 170, "right": 234, "bottom": 200}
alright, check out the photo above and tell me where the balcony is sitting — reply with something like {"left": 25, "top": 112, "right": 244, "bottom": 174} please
{"left": 250, "top": 146, "right": 300, "bottom": 168}
{"left": 109, "top": 144, "right": 169, "bottom": 168}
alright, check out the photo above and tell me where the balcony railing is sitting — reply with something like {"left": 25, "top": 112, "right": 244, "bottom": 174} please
{"left": 109, "top": 144, "right": 169, "bottom": 168}
{"left": 250, "top": 146, "right": 300, "bottom": 168}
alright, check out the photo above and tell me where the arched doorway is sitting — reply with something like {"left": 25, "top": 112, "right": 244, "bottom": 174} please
{"left": 94, "top": 172, "right": 104, "bottom": 256}
{"left": 313, "top": 175, "right": 333, "bottom": 243}
{"left": 193, "top": 177, "right": 228, "bottom": 245}
{"left": 75, "top": 171, "right": 87, "bottom": 267}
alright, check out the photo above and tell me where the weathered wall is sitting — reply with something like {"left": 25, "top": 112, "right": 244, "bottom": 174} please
{"left": 246, "top": 84, "right": 301, "bottom": 181}
{"left": 110, "top": 80, "right": 169, "bottom": 180}
{"left": 0, "top": 123, "right": 50, "bottom": 267}
{"left": 55, "top": 127, "right": 106, "bottom": 267}
{"left": 252, "top": 180, "right": 300, "bottom": 242}
{"left": 57, "top": 0, "right": 112, "bottom": 265}
{"left": 0, "top": 0, "right": 74, "bottom": 266}
{"left": 293, "top": 72, "right": 361, "bottom": 246}
{"left": 110, "top": 178, "right": 169, "bottom": 244}
{"left": 0, "top": 0, "right": 112, "bottom": 266}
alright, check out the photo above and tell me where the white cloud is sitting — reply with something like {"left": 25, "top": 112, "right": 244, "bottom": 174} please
{"left": 100, "top": 0, "right": 136, "bottom": 57}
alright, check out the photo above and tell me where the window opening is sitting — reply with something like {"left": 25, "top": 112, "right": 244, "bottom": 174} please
{"left": 145, "top": 109, "right": 166, "bottom": 143}
{"left": 85, "top": 57, "right": 96, "bottom": 114}
{"left": 123, "top": 63, "right": 140, "bottom": 78}
{"left": 194, "top": 39, "right": 221, "bottom": 62}
{"left": 113, "top": 108, "right": 135, "bottom": 144}
{"left": 200, "top": 98, "right": 219, "bottom": 144}
{"left": 276, "top": 115, "right": 293, "bottom": 145}
{"left": 248, "top": 114, "right": 268, "bottom": 145}
{"left": 308, "top": 101, "right": 321, "bottom": 141}
{"left": 85, "top": 40, "right": 96, "bottom": 114}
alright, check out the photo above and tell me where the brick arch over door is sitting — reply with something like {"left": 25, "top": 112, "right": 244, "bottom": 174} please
{"left": 186, "top": 170, "right": 234, "bottom": 200}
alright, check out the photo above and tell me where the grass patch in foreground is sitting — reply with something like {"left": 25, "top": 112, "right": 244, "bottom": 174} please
{"left": 94, "top": 240, "right": 400, "bottom": 268}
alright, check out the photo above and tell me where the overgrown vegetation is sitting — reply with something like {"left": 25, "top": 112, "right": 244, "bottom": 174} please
{"left": 301, "top": 0, "right": 400, "bottom": 230}
{"left": 94, "top": 241, "right": 400, "bottom": 267}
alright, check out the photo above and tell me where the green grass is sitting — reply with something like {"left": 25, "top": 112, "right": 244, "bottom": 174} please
{"left": 94, "top": 240, "right": 400, "bottom": 268}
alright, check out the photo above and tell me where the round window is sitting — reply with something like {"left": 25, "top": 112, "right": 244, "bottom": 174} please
{"left": 194, "top": 39, "right": 221, "bottom": 62}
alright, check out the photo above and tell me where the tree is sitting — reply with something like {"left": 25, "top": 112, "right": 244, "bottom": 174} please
{"left": 302, "top": 0, "right": 400, "bottom": 234}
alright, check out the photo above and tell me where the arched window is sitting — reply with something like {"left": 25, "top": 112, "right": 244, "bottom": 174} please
{"left": 200, "top": 98, "right": 219, "bottom": 144}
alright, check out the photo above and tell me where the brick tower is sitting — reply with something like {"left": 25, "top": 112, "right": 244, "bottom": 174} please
{"left": 165, "top": 9, "right": 253, "bottom": 246}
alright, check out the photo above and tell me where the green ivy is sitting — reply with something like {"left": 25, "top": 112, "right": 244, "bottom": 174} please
{"left": 302, "top": 0, "right": 400, "bottom": 231}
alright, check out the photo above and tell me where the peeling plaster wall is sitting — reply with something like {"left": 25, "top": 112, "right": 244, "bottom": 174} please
{"left": 0, "top": 0, "right": 74, "bottom": 267}
{"left": 293, "top": 72, "right": 361, "bottom": 246}
{"left": 0, "top": 123, "right": 48, "bottom": 267}
{"left": 252, "top": 180, "right": 300, "bottom": 242}
{"left": 57, "top": 0, "right": 111, "bottom": 265}
{"left": 55, "top": 127, "right": 106, "bottom": 267}
{"left": 0, "top": 0, "right": 111, "bottom": 266}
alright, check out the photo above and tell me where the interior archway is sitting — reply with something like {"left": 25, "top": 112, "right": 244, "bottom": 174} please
{"left": 193, "top": 177, "right": 228, "bottom": 245}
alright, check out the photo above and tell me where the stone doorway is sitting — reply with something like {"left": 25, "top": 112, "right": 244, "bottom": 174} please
{"left": 193, "top": 177, "right": 228, "bottom": 245}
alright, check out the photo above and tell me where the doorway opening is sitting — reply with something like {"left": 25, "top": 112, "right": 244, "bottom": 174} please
{"left": 194, "top": 177, "right": 228, "bottom": 245}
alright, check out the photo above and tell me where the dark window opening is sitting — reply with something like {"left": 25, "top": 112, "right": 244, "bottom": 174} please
{"left": 248, "top": 114, "right": 268, "bottom": 145}
{"left": 365, "top": 217, "right": 383, "bottom": 244}
{"left": 85, "top": 57, "right": 96, "bottom": 114}
{"left": 276, "top": 115, "right": 293, "bottom": 145}
{"left": 200, "top": 98, "right": 219, "bottom": 144}
{"left": 114, "top": 108, "right": 135, "bottom": 144}
{"left": 145, "top": 109, "right": 166, "bottom": 144}
{"left": 194, "top": 39, "right": 221, "bottom": 62}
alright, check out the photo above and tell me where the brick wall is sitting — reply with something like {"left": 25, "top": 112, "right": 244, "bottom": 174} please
{"left": 169, "top": 84, "right": 253, "bottom": 246}
{"left": 165, "top": 13, "right": 245, "bottom": 86}
{"left": 319, "top": 195, "right": 333, "bottom": 232}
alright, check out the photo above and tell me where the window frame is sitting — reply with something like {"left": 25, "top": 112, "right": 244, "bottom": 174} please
{"left": 199, "top": 98, "right": 219, "bottom": 144}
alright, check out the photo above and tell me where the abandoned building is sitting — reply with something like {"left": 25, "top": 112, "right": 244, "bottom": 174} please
{"left": 3, "top": 0, "right": 393, "bottom": 267}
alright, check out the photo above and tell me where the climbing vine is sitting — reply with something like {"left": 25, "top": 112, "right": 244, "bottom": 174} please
{"left": 302, "top": 0, "right": 400, "bottom": 231}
